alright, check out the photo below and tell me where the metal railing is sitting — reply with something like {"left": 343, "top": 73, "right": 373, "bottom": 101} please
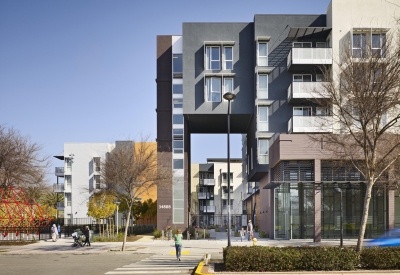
{"left": 287, "top": 82, "right": 329, "bottom": 101}
{"left": 200, "top": 179, "right": 215, "bottom": 186}
{"left": 55, "top": 167, "right": 64, "bottom": 176}
{"left": 288, "top": 116, "right": 333, "bottom": 133}
{"left": 287, "top": 48, "right": 332, "bottom": 68}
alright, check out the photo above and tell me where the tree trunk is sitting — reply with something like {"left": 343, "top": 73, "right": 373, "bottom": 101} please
{"left": 356, "top": 180, "right": 374, "bottom": 252}
{"left": 121, "top": 205, "right": 132, "bottom": 251}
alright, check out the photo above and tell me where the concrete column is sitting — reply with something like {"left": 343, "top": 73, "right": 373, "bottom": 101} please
{"left": 387, "top": 187, "right": 395, "bottom": 230}
{"left": 314, "top": 159, "right": 321, "bottom": 243}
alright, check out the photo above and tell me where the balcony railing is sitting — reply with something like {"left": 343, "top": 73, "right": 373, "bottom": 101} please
{"left": 200, "top": 179, "right": 215, "bottom": 186}
{"left": 198, "top": 192, "right": 213, "bottom": 200}
{"left": 287, "top": 82, "right": 330, "bottom": 102}
{"left": 200, "top": 205, "right": 216, "bottom": 213}
{"left": 55, "top": 167, "right": 64, "bottom": 177}
{"left": 287, "top": 48, "right": 332, "bottom": 69}
{"left": 288, "top": 116, "right": 333, "bottom": 133}
{"left": 53, "top": 184, "right": 64, "bottom": 193}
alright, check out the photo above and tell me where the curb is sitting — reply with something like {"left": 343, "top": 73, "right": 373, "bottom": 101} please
{"left": 195, "top": 261, "right": 214, "bottom": 275}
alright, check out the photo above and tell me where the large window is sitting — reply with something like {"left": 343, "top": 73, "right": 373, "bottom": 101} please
{"left": 173, "top": 54, "right": 182, "bottom": 77}
{"left": 293, "top": 107, "right": 311, "bottom": 116}
{"left": 258, "top": 42, "right": 268, "bottom": 66}
{"left": 173, "top": 159, "right": 184, "bottom": 169}
{"left": 223, "top": 78, "right": 233, "bottom": 96}
{"left": 224, "top": 47, "right": 233, "bottom": 70}
{"left": 293, "top": 74, "right": 312, "bottom": 82}
{"left": 223, "top": 199, "right": 234, "bottom": 211}
{"left": 258, "top": 74, "right": 268, "bottom": 99}
{"left": 173, "top": 114, "right": 184, "bottom": 124}
{"left": 173, "top": 98, "right": 183, "bottom": 109}
{"left": 173, "top": 84, "right": 183, "bottom": 94}
{"left": 372, "top": 33, "right": 386, "bottom": 57}
{"left": 258, "top": 106, "right": 268, "bottom": 131}
{"left": 222, "top": 173, "right": 233, "bottom": 184}
{"left": 258, "top": 139, "right": 269, "bottom": 164}
{"left": 293, "top": 42, "right": 312, "bottom": 48}
{"left": 206, "top": 46, "right": 220, "bottom": 70}
{"left": 173, "top": 140, "right": 183, "bottom": 154}
{"left": 353, "top": 33, "right": 366, "bottom": 58}
{"left": 205, "top": 77, "right": 221, "bottom": 102}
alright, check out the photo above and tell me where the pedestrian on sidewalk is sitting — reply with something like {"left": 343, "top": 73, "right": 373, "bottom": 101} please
{"left": 57, "top": 224, "right": 61, "bottom": 239}
{"left": 247, "top": 220, "right": 253, "bottom": 241}
{"left": 240, "top": 227, "right": 245, "bottom": 242}
{"left": 83, "top": 225, "right": 91, "bottom": 246}
{"left": 173, "top": 229, "right": 183, "bottom": 261}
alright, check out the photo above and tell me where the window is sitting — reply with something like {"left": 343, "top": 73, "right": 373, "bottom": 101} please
{"left": 173, "top": 54, "right": 182, "bottom": 77}
{"left": 173, "top": 98, "right": 183, "bottom": 109}
{"left": 173, "top": 140, "right": 183, "bottom": 154}
{"left": 258, "top": 139, "right": 269, "bottom": 164}
{"left": 223, "top": 78, "right": 233, "bottom": 95}
{"left": 258, "top": 106, "right": 268, "bottom": 131}
{"left": 316, "top": 42, "right": 326, "bottom": 48}
{"left": 294, "top": 107, "right": 312, "bottom": 116}
{"left": 94, "top": 175, "right": 101, "bottom": 189}
{"left": 173, "top": 159, "right": 184, "bottom": 169}
{"left": 293, "top": 74, "right": 312, "bottom": 82}
{"left": 205, "top": 77, "right": 221, "bottom": 102}
{"left": 173, "top": 114, "right": 184, "bottom": 124}
{"left": 293, "top": 42, "right": 312, "bottom": 48}
{"left": 206, "top": 46, "right": 220, "bottom": 70}
{"left": 173, "top": 129, "right": 183, "bottom": 139}
{"left": 258, "top": 42, "right": 268, "bottom": 66}
{"left": 223, "top": 199, "right": 234, "bottom": 211}
{"left": 316, "top": 106, "right": 330, "bottom": 116}
{"left": 222, "top": 173, "right": 233, "bottom": 184}
{"left": 316, "top": 74, "right": 325, "bottom": 82}
{"left": 224, "top": 47, "right": 233, "bottom": 69}
{"left": 353, "top": 33, "right": 366, "bottom": 58}
{"left": 372, "top": 33, "right": 386, "bottom": 57}
{"left": 258, "top": 74, "right": 268, "bottom": 99}
{"left": 222, "top": 186, "right": 233, "bottom": 193}
{"left": 173, "top": 84, "right": 183, "bottom": 94}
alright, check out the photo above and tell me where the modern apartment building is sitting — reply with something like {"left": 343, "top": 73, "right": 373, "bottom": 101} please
{"left": 156, "top": 0, "right": 400, "bottom": 239}
{"left": 54, "top": 141, "right": 157, "bottom": 225}
{"left": 190, "top": 158, "right": 245, "bottom": 229}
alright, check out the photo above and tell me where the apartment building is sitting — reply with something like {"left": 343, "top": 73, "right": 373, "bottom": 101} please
{"left": 54, "top": 141, "right": 157, "bottom": 225}
{"left": 156, "top": 0, "right": 400, "bottom": 239}
{"left": 190, "top": 158, "right": 245, "bottom": 229}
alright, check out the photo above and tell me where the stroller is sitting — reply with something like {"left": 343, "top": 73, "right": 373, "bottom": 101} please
{"left": 71, "top": 232, "right": 85, "bottom": 247}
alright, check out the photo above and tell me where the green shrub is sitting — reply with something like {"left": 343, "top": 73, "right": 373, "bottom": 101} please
{"left": 361, "top": 247, "right": 400, "bottom": 269}
{"left": 197, "top": 229, "right": 210, "bottom": 239}
{"left": 153, "top": 228, "right": 162, "bottom": 239}
{"left": 234, "top": 231, "right": 240, "bottom": 237}
{"left": 215, "top": 227, "right": 220, "bottom": 232}
{"left": 254, "top": 226, "right": 259, "bottom": 232}
{"left": 223, "top": 246, "right": 358, "bottom": 272}
{"left": 258, "top": 230, "right": 268, "bottom": 238}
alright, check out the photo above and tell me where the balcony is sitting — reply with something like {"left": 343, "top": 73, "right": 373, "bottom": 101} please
{"left": 55, "top": 167, "right": 64, "bottom": 177}
{"left": 200, "top": 179, "right": 215, "bottom": 186}
{"left": 287, "top": 82, "right": 330, "bottom": 103}
{"left": 200, "top": 205, "right": 216, "bottom": 213}
{"left": 287, "top": 48, "right": 332, "bottom": 71}
{"left": 288, "top": 116, "right": 333, "bottom": 133}
{"left": 56, "top": 202, "right": 64, "bottom": 210}
{"left": 53, "top": 184, "right": 64, "bottom": 193}
{"left": 198, "top": 192, "right": 213, "bottom": 200}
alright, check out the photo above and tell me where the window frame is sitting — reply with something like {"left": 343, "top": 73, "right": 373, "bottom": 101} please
{"left": 257, "top": 42, "right": 268, "bottom": 66}
{"left": 257, "top": 74, "right": 268, "bottom": 99}
{"left": 372, "top": 33, "right": 386, "bottom": 58}
{"left": 205, "top": 77, "right": 222, "bottom": 102}
{"left": 224, "top": 46, "right": 233, "bottom": 70}
{"left": 293, "top": 74, "right": 312, "bottom": 82}
{"left": 257, "top": 106, "right": 269, "bottom": 131}
{"left": 206, "top": 46, "right": 221, "bottom": 70}
{"left": 258, "top": 138, "right": 269, "bottom": 165}
{"left": 352, "top": 33, "right": 366, "bottom": 58}
{"left": 293, "top": 106, "right": 312, "bottom": 116}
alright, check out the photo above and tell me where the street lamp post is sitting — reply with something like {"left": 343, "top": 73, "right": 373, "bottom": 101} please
{"left": 334, "top": 187, "right": 343, "bottom": 248}
{"left": 115, "top": 201, "right": 120, "bottom": 235}
{"left": 223, "top": 92, "right": 236, "bottom": 247}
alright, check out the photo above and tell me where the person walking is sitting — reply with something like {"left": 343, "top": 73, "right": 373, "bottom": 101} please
{"left": 240, "top": 227, "right": 245, "bottom": 242}
{"left": 247, "top": 220, "right": 253, "bottom": 241}
{"left": 57, "top": 224, "right": 61, "bottom": 239}
{"left": 51, "top": 224, "right": 58, "bottom": 241}
{"left": 83, "top": 226, "right": 91, "bottom": 246}
{"left": 173, "top": 229, "right": 183, "bottom": 261}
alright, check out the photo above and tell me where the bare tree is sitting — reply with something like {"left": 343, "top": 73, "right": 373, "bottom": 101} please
{"left": 314, "top": 27, "right": 400, "bottom": 251}
{"left": 0, "top": 125, "right": 49, "bottom": 189}
{"left": 101, "top": 138, "right": 172, "bottom": 251}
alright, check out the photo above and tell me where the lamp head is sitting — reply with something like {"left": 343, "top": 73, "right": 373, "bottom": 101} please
{"left": 223, "top": 92, "right": 236, "bottom": 101}
{"left": 334, "top": 187, "right": 342, "bottom": 193}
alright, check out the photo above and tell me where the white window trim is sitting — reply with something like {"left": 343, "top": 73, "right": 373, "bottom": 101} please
{"left": 293, "top": 42, "right": 312, "bottom": 48}
{"left": 257, "top": 74, "right": 268, "bottom": 99}
{"left": 257, "top": 42, "right": 268, "bottom": 66}
{"left": 258, "top": 138, "right": 269, "bottom": 165}
{"left": 293, "top": 106, "right": 312, "bottom": 116}
{"left": 258, "top": 106, "right": 269, "bottom": 131}
{"left": 224, "top": 46, "right": 233, "bottom": 70}
{"left": 206, "top": 46, "right": 221, "bottom": 70}
{"left": 293, "top": 74, "right": 312, "bottom": 82}
{"left": 205, "top": 77, "right": 221, "bottom": 102}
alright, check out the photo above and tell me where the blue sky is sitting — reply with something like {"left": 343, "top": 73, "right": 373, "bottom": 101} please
{"left": 0, "top": 0, "right": 331, "bottom": 182}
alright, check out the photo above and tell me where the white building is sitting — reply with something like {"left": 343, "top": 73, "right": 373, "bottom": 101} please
{"left": 54, "top": 142, "right": 114, "bottom": 224}
{"left": 190, "top": 158, "right": 245, "bottom": 228}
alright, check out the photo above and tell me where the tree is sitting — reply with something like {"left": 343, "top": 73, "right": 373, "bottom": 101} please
{"left": 0, "top": 125, "right": 49, "bottom": 189}
{"left": 87, "top": 191, "right": 116, "bottom": 237}
{"left": 102, "top": 139, "right": 172, "bottom": 251}
{"left": 39, "top": 190, "right": 64, "bottom": 219}
{"left": 314, "top": 27, "right": 400, "bottom": 251}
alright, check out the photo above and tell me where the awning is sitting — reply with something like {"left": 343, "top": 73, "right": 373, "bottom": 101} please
{"left": 286, "top": 27, "right": 332, "bottom": 40}
{"left": 53, "top": 151, "right": 64, "bottom": 160}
